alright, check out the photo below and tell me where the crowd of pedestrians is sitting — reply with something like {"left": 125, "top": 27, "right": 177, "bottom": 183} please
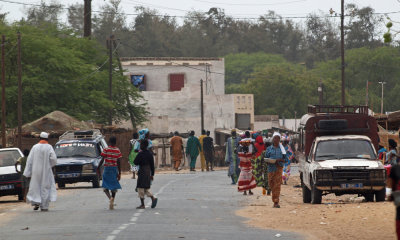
{"left": 224, "top": 129, "right": 295, "bottom": 208}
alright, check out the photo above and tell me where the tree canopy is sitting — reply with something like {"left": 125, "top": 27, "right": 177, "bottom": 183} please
{"left": 0, "top": 22, "right": 147, "bottom": 128}
{"left": 1, "top": 0, "right": 399, "bottom": 122}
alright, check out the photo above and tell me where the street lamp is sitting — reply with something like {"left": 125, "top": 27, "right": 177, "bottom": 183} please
{"left": 378, "top": 81, "right": 386, "bottom": 115}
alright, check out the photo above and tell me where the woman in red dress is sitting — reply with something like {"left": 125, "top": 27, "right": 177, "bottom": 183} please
{"left": 237, "top": 131, "right": 257, "bottom": 195}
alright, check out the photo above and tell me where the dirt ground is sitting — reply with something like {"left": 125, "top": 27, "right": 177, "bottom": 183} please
{"left": 236, "top": 175, "right": 396, "bottom": 240}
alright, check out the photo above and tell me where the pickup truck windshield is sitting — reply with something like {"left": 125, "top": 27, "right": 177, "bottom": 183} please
{"left": 315, "top": 139, "right": 376, "bottom": 161}
{"left": 55, "top": 143, "right": 99, "bottom": 158}
{"left": 0, "top": 150, "right": 21, "bottom": 167}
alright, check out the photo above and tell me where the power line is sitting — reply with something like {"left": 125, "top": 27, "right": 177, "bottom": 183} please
{"left": 58, "top": 42, "right": 121, "bottom": 83}
{"left": 193, "top": 0, "right": 307, "bottom": 6}
{"left": 1, "top": 0, "right": 399, "bottom": 20}
{"left": 119, "top": 42, "right": 225, "bottom": 75}
{"left": 124, "top": 0, "right": 190, "bottom": 13}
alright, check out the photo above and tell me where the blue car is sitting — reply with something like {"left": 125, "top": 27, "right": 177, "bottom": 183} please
{"left": 54, "top": 130, "right": 107, "bottom": 188}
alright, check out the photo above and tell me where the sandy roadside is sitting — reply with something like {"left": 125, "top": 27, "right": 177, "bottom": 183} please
{"left": 236, "top": 174, "right": 396, "bottom": 240}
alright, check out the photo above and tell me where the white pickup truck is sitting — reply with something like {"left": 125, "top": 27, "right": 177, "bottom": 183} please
{"left": 300, "top": 135, "right": 386, "bottom": 204}
{"left": 298, "top": 105, "right": 386, "bottom": 204}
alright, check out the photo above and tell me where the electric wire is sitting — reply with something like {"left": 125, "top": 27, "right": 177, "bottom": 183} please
{"left": 119, "top": 42, "right": 225, "bottom": 75}
{"left": 0, "top": 0, "right": 399, "bottom": 20}
{"left": 193, "top": 0, "right": 307, "bottom": 7}
{"left": 58, "top": 42, "right": 121, "bottom": 83}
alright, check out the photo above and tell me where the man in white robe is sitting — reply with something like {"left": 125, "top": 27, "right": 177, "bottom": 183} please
{"left": 23, "top": 132, "right": 57, "bottom": 211}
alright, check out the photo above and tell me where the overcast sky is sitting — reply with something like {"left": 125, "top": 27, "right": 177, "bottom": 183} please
{"left": 1, "top": 0, "right": 399, "bottom": 25}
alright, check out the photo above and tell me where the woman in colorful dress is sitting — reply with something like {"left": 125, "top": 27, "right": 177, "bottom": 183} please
{"left": 252, "top": 134, "right": 269, "bottom": 194}
{"left": 237, "top": 131, "right": 257, "bottom": 195}
{"left": 129, "top": 132, "right": 139, "bottom": 179}
{"left": 265, "top": 132, "right": 288, "bottom": 208}
{"left": 97, "top": 136, "right": 122, "bottom": 210}
{"left": 282, "top": 136, "right": 294, "bottom": 185}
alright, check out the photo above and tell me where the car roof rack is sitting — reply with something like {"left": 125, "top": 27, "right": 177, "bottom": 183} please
{"left": 59, "top": 129, "right": 102, "bottom": 140}
{"left": 308, "top": 105, "right": 369, "bottom": 115}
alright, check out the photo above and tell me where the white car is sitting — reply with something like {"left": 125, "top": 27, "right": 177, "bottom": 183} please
{"left": 0, "top": 148, "right": 24, "bottom": 201}
{"left": 300, "top": 135, "right": 386, "bottom": 204}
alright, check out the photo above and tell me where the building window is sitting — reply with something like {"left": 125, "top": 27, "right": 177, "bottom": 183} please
{"left": 169, "top": 74, "right": 185, "bottom": 92}
{"left": 131, "top": 75, "right": 146, "bottom": 91}
{"left": 235, "top": 113, "right": 251, "bottom": 130}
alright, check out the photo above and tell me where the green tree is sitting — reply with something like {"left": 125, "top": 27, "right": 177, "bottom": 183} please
{"left": 224, "top": 52, "right": 286, "bottom": 86}
{"left": 0, "top": 21, "right": 147, "bottom": 128}
{"left": 24, "top": 0, "right": 63, "bottom": 27}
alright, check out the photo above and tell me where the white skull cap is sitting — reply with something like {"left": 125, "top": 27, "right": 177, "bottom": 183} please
{"left": 40, "top": 132, "right": 49, "bottom": 139}
{"left": 272, "top": 132, "right": 281, "bottom": 139}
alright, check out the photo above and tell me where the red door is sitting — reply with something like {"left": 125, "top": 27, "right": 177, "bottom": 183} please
{"left": 169, "top": 74, "right": 184, "bottom": 91}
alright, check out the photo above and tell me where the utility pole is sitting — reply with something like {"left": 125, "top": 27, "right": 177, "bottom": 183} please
{"left": 340, "top": 0, "right": 345, "bottom": 105}
{"left": 200, "top": 79, "right": 204, "bottom": 132}
{"left": 205, "top": 64, "right": 208, "bottom": 95}
{"left": 1, "top": 35, "right": 6, "bottom": 147}
{"left": 365, "top": 80, "right": 369, "bottom": 106}
{"left": 378, "top": 81, "right": 386, "bottom": 115}
{"left": 107, "top": 35, "right": 114, "bottom": 126}
{"left": 83, "top": 0, "right": 92, "bottom": 38}
{"left": 318, "top": 80, "right": 323, "bottom": 105}
{"left": 17, "top": 32, "right": 22, "bottom": 149}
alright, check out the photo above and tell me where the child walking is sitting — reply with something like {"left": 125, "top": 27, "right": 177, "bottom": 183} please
{"left": 134, "top": 140, "right": 158, "bottom": 209}
{"left": 97, "top": 136, "right": 122, "bottom": 210}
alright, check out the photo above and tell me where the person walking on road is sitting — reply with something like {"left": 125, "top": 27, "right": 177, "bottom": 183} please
{"left": 186, "top": 131, "right": 202, "bottom": 172}
{"left": 252, "top": 134, "right": 270, "bottom": 195}
{"left": 265, "top": 132, "right": 288, "bottom": 208}
{"left": 282, "top": 136, "right": 294, "bottom": 185}
{"left": 129, "top": 132, "right": 139, "bottom": 179}
{"left": 170, "top": 131, "right": 184, "bottom": 171}
{"left": 134, "top": 140, "right": 158, "bottom": 209}
{"left": 386, "top": 139, "right": 398, "bottom": 166}
{"left": 237, "top": 131, "right": 257, "bottom": 195}
{"left": 199, "top": 129, "right": 207, "bottom": 171}
{"left": 389, "top": 164, "right": 400, "bottom": 239}
{"left": 97, "top": 136, "right": 122, "bottom": 210}
{"left": 15, "top": 149, "right": 30, "bottom": 202}
{"left": 203, "top": 131, "right": 215, "bottom": 171}
{"left": 23, "top": 132, "right": 57, "bottom": 211}
{"left": 225, "top": 129, "right": 241, "bottom": 184}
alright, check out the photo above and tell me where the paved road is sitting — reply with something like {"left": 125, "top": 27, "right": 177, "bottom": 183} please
{"left": 0, "top": 171, "right": 302, "bottom": 240}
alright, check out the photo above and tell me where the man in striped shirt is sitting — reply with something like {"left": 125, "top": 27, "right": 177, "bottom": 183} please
{"left": 97, "top": 136, "right": 122, "bottom": 210}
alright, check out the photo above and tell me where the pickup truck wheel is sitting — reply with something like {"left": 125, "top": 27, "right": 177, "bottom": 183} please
{"left": 58, "top": 182, "right": 65, "bottom": 189}
{"left": 18, "top": 192, "right": 24, "bottom": 201}
{"left": 311, "top": 184, "right": 322, "bottom": 204}
{"left": 92, "top": 173, "right": 100, "bottom": 188}
{"left": 375, "top": 188, "right": 386, "bottom": 202}
{"left": 302, "top": 182, "right": 311, "bottom": 203}
{"left": 363, "top": 193, "right": 374, "bottom": 202}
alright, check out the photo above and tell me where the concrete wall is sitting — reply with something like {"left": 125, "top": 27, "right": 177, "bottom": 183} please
{"left": 279, "top": 119, "right": 301, "bottom": 131}
{"left": 121, "top": 58, "right": 225, "bottom": 95}
{"left": 118, "top": 83, "right": 235, "bottom": 139}
{"left": 232, "top": 94, "right": 254, "bottom": 129}
{"left": 141, "top": 83, "right": 235, "bottom": 138}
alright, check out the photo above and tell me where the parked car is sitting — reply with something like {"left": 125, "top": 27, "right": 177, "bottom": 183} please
{"left": 54, "top": 130, "right": 107, "bottom": 188}
{"left": 0, "top": 148, "right": 24, "bottom": 201}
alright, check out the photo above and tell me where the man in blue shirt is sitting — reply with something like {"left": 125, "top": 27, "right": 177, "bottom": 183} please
{"left": 265, "top": 132, "right": 287, "bottom": 208}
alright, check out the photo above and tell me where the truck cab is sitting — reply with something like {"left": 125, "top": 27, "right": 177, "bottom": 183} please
{"left": 298, "top": 105, "right": 386, "bottom": 204}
